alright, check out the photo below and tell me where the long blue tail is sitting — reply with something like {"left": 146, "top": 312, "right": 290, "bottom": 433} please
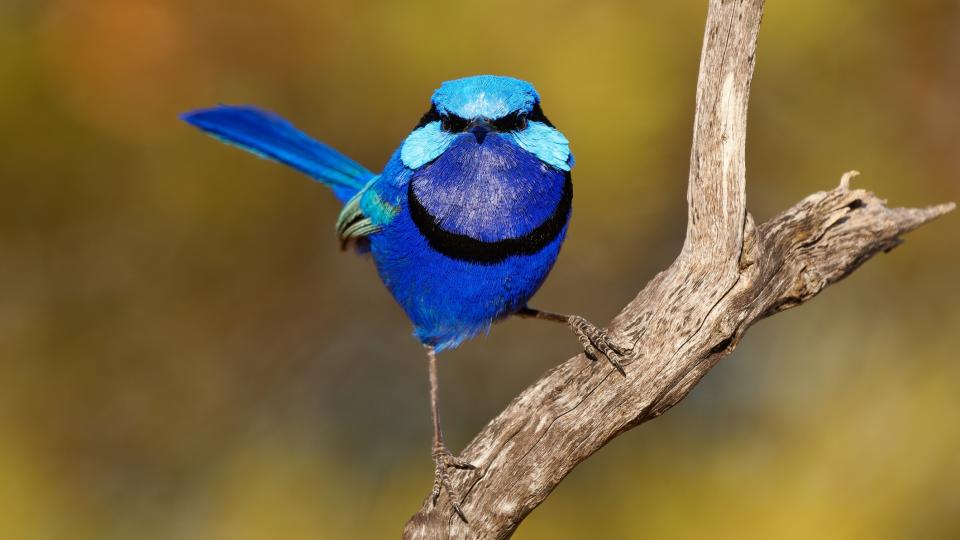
{"left": 181, "top": 105, "right": 374, "bottom": 202}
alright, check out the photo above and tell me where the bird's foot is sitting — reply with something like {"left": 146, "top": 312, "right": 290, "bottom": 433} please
{"left": 567, "top": 315, "right": 629, "bottom": 376}
{"left": 431, "top": 444, "right": 476, "bottom": 522}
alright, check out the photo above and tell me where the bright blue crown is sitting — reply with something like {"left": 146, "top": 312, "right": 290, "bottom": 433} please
{"left": 432, "top": 75, "right": 539, "bottom": 119}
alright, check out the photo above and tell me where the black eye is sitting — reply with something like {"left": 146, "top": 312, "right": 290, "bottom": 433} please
{"left": 491, "top": 112, "right": 527, "bottom": 132}
{"left": 440, "top": 114, "right": 468, "bottom": 132}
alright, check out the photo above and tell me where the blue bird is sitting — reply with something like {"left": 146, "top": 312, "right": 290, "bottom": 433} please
{"left": 182, "top": 75, "right": 627, "bottom": 520}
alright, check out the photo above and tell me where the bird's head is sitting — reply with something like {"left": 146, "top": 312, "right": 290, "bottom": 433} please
{"left": 400, "top": 75, "right": 574, "bottom": 172}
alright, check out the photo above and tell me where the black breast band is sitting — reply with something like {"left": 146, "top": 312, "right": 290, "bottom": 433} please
{"left": 408, "top": 172, "right": 572, "bottom": 265}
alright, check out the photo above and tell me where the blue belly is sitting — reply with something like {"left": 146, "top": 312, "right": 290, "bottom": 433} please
{"left": 370, "top": 210, "right": 567, "bottom": 350}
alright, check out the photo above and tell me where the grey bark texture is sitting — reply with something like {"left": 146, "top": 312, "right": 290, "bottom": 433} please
{"left": 404, "top": 1, "right": 954, "bottom": 538}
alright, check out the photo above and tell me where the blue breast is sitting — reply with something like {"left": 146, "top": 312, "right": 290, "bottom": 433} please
{"left": 369, "top": 135, "right": 572, "bottom": 350}
{"left": 410, "top": 135, "right": 567, "bottom": 242}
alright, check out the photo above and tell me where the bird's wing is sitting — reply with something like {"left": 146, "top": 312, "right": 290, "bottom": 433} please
{"left": 336, "top": 189, "right": 378, "bottom": 247}
{"left": 335, "top": 176, "right": 399, "bottom": 247}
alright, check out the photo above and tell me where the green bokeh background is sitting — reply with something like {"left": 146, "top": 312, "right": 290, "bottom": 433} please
{"left": 2, "top": 1, "right": 958, "bottom": 538}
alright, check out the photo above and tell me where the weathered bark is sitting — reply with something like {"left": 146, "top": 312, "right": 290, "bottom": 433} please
{"left": 404, "top": 1, "right": 954, "bottom": 538}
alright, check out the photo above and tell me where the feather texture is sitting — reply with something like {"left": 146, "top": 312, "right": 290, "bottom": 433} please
{"left": 409, "top": 134, "right": 566, "bottom": 242}
{"left": 181, "top": 105, "right": 373, "bottom": 202}
{"left": 432, "top": 76, "right": 538, "bottom": 119}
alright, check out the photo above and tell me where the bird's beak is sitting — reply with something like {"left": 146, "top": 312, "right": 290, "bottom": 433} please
{"left": 467, "top": 119, "right": 492, "bottom": 144}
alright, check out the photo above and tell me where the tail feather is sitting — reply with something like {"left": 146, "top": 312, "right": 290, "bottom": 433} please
{"left": 181, "top": 105, "right": 374, "bottom": 202}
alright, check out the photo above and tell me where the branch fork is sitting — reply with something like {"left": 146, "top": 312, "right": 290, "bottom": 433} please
{"left": 404, "top": 1, "right": 954, "bottom": 537}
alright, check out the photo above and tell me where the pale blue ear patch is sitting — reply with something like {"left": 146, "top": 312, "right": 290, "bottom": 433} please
{"left": 509, "top": 122, "right": 573, "bottom": 172}
{"left": 403, "top": 119, "right": 572, "bottom": 173}
{"left": 433, "top": 75, "right": 538, "bottom": 119}
{"left": 400, "top": 121, "right": 456, "bottom": 169}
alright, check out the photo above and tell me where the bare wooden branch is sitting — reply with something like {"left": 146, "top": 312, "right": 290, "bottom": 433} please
{"left": 683, "top": 0, "right": 759, "bottom": 261}
{"left": 403, "top": 1, "right": 954, "bottom": 538}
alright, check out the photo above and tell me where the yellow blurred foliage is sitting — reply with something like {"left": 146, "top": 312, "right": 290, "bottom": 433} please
{"left": 0, "top": 0, "right": 957, "bottom": 538}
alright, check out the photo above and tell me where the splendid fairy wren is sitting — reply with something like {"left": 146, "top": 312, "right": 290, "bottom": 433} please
{"left": 182, "top": 75, "right": 627, "bottom": 520}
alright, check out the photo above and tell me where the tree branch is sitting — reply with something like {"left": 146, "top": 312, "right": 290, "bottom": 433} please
{"left": 404, "top": 1, "right": 954, "bottom": 538}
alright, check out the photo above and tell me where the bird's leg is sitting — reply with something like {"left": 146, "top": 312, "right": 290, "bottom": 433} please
{"left": 516, "top": 307, "right": 629, "bottom": 376}
{"left": 426, "top": 346, "right": 475, "bottom": 522}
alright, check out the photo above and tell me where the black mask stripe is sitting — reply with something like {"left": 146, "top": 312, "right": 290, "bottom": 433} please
{"left": 408, "top": 172, "right": 573, "bottom": 265}
{"left": 417, "top": 101, "right": 555, "bottom": 132}
{"left": 414, "top": 104, "right": 440, "bottom": 129}
{"left": 529, "top": 102, "right": 554, "bottom": 127}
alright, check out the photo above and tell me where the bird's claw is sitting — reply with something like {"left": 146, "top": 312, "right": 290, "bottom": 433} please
{"left": 431, "top": 444, "right": 475, "bottom": 522}
{"left": 567, "top": 315, "right": 629, "bottom": 375}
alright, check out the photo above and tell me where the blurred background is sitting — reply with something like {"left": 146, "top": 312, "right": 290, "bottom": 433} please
{"left": 1, "top": 0, "right": 958, "bottom": 538}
